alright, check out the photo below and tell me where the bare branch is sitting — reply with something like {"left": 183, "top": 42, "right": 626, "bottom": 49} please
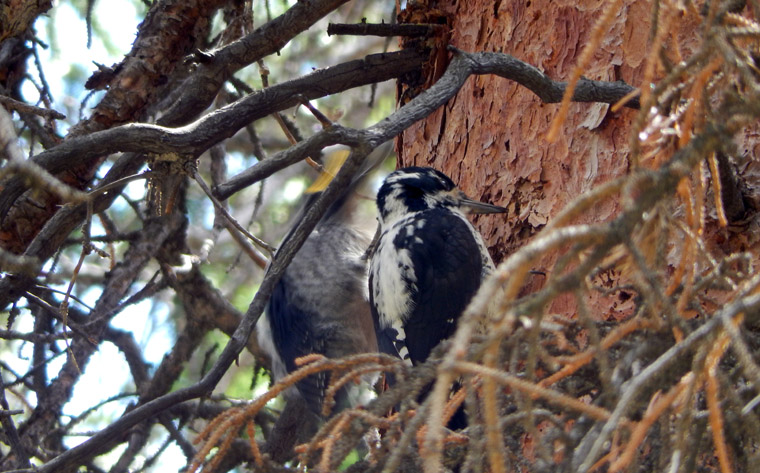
{"left": 0, "top": 94, "right": 65, "bottom": 120}
{"left": 327, "top": 22, "right": 443, "bottom": 37}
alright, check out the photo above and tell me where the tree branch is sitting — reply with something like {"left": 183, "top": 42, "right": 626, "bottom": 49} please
{"left": 16, "top": 213, "right": 185, "bottom": 465}
{"left": 160, "top": 0, "right": 353, "bottom": 127}
{"left": 0, "top": 48, "right": 425, "bottom": 219}
{"left": 0, "top": 94, "right": 65, "bottom": 120}
{"left": 327, "top": 22, "right": 443, "bottom": 37}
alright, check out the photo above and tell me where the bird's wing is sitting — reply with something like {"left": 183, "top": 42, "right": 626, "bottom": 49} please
{"left": 370, "top": 271, "right": 400, "bottom": 352}
{"left": 266, "top": 277, "right": 330, "bottom": 415}
{"left": 393, "top": 209, "right": 484, "bottom": 364}
{"left": 369, "top": 269, "right": 412, "bottom": 365}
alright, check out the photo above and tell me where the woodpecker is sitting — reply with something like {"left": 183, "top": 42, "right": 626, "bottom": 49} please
{"left": 257, "top": 147, "right": 386, "bottom": 418}
{"left": 369, "top": 166, "right": 505, "bottom": 367}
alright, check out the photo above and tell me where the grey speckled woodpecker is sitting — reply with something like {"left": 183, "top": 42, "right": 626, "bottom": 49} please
{"left": 369, "top": 166, "right": 505, "bottom": 369}
{"left": 257, "top": 146, "right": 388, "bottom": 418}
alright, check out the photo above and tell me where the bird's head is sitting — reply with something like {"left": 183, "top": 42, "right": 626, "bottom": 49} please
{"left": 376, "top": 166, "right": 506, "bottom": 225}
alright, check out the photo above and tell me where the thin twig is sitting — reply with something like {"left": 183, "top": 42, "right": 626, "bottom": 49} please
{"left": 192, "top": 169, "right": 275, "bottom": 256}
{"left": 0, "top": 95, "right": 66, "bottom": 120}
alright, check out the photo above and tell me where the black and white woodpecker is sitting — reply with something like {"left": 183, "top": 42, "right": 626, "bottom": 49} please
{"left": 369, "top": 166, "right": 505, "bottom": 368}
{"left": 257, "top": 146, "right": 388, "bottom": 418}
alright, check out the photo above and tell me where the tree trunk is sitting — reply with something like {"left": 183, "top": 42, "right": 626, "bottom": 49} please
{"left": 399, "top": 0, "right": 654, "bottom": 256}
{"left": 398, "top": 0, "right": 757, "bottom": 313}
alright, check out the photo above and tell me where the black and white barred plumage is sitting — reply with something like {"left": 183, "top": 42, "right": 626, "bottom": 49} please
{"left": 369, "top": 167, "right": 505, "bottom": 367}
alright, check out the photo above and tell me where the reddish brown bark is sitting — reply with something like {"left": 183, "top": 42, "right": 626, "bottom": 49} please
{"left": 0, "top": 0, "right": 52, "bottom": 43}
{"left": 398, "top": 0, "right": 717, "bottom": 317}
{"left": 397, "top": 2, "right": 760, "bottom": 471}
{"left": 399, "top": 0, "right": 654, "bottom": 250}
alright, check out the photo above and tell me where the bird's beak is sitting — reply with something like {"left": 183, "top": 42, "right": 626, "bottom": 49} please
{"left": 460, "top": 196, "right": 507, "bottom": 214}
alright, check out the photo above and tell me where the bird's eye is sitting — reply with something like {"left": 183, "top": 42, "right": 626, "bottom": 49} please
{"left": 404, "top": 186, "right": 424, "bottom": 200}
